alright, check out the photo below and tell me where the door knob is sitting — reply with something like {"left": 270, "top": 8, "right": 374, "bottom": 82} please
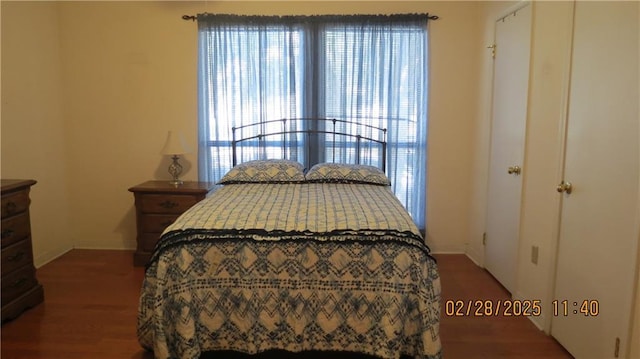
{"left": 507, "top": 166, "right": 522, "bottom": 175}
{"left": 557, "top": 181, "right": 573, "bottom": 194}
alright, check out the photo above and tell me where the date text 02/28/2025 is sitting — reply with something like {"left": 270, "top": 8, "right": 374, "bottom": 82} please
{"left": 444, "top": 299, "right": 600, "bottom": 317}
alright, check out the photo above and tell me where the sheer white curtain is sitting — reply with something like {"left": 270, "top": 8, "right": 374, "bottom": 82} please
{"left": 197, "top": 17, "right": 307, "bottom": 181}
{"left": 197, "top": 14, "right": 429, "bottom": 228}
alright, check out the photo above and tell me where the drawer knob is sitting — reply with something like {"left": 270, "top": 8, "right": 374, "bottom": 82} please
{"left": 7, "top": 251, "right": 25, "bottom": 262}
{"left": 159, "top": 200, "right": 179, "bottom": 209}
{"left": 9, "top": 277, "right": 28, "bottom": 289}
{"left": 1, "top": 229, "right": 14, "bottom": 239}
{"left": 5, "top": 201, "right": 16, "bottom": 214}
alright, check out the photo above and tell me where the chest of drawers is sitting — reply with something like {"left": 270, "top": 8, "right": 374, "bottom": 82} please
{"left": 1, "top": 179, "right": 44, "bottom": 322}
{"left": 129, "top": 181, "right": 214, "bottom": 266}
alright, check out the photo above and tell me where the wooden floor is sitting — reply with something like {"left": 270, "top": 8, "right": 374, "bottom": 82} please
{"left": 0, "top": 250, "right": 572, "bottom": 359}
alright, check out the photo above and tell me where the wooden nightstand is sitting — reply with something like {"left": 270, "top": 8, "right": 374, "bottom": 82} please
{"left": 1, "top": 179, "right": 44, "bottom": 322}
{"left": 128, "top": 181, "right": 215, "bottom": 266}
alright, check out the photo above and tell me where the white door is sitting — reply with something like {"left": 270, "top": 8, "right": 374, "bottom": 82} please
{"left": 484, "top": 3, "right": 532, "bottom": 293}
{"left": 551, "top": 2, "right": 639, "bottom": 358}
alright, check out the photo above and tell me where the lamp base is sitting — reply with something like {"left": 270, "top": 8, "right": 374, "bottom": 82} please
{"left": 168, "top": 155, "right": 184, "bottom": 186}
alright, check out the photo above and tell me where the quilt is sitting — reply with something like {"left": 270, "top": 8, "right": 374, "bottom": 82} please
{"left": 138, "top": 183, "right": 441, "bottom": 359}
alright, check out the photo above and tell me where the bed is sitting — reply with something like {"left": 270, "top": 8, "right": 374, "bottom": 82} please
{"left": 137, "top": 120, "right": 441, "bottom": 359}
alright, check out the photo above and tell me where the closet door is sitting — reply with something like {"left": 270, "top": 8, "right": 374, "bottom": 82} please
{"left": 484, "top": 3, "right": 532, "bottom": 293}
{"left": 551, "top": 2, "right": 639, "bottom": 358}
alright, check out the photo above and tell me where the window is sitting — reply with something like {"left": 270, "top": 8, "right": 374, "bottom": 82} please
{"left": 197, "top": 14, "right": 429, "bottom": 228}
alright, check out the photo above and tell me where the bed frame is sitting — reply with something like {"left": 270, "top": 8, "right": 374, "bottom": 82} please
{"left": 232, "top": 118, "right": 387, "bottom": 172}
{"left": 208, "top": 119, "right": 405, "bottom": 359}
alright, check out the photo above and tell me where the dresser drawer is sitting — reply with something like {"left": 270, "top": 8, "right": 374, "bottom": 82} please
{"left": 1, "top": 212, "right": 31, "bottom": 248}
{"left": 1, "top": 190, "right": 30, "bottom": 218}
{"left": 138, "top": 194, "right": 199, "bottom": 214}
{"left": 140, "top": 214, "right": 180, "bottom": 233}
{"left": 1, "top": 265, "right": 37, "bottom": 305}
{"left": 1, "top": 240, "right": 33, "bottom": 276}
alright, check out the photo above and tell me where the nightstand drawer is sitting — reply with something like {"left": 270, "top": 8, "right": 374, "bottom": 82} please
{"left": 1, "top": 240, "right": 33, "bottom": 276}
{"left": 1, "top": 191, "right": 30, "bottom": 218}
{"left": 1, "top": 265, "right": 37, "bottom": 305}
{"left": 1, "top": 212, "right": 31, "bottom": 248}
{"left": 138, "top": 194, "right": 199, "bottom": 214}
{"left": 141, "top": 214, "right": 180, "bottom": 233}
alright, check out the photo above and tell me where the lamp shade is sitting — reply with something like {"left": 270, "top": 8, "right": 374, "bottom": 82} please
{"left": 160, "top": 131, "right": 190, "bottom": 155}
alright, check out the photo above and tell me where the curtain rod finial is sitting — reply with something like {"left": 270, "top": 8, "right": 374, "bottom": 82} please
{"left": 182, "top": 15, "right": 196, "bottom": 21}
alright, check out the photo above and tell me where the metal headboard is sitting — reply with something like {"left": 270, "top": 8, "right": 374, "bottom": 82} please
{"left": 232, "top": 118, "right": 387, "bottom": 173}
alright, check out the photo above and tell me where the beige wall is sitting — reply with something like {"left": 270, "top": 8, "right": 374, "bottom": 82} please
{"left": 1, "top": 1, "right": 73, "bottom": 265}
{"left": 629, "top": 5, "right": 640, "bottom": 356}
{"left": 2, "top": 1, "right": 481, "bottom": 260}
{"left": 57, "top": 1, "right": 201, "bottom": 250}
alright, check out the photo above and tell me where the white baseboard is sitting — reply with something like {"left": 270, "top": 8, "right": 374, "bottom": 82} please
{"left": 35, "top": 243, "right": 135, "bottom": 268}
{"left": 34, "top": 245, "right": 73, "bottom": 268}
{"left": 513, "top": 290, "right": 546, "bottom": 331}
{"left": 464, "top": 249, "right": 484, "bottom": 267}
{"left": 73, "top": 245, "right": 136, "bottom": 251}
{"left": 73, "top": 239, "right": 136, "bottom": 251}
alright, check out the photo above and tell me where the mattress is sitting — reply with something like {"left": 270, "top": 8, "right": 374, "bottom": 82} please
{"left": 137, "top": 182, "right": 441, "bottom": 359}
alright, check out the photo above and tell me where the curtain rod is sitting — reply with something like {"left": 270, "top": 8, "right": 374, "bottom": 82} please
{"left": 181, "top": 14, "right": 439, "bottom": 21}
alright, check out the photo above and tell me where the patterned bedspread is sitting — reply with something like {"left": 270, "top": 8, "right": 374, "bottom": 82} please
{"left": 138, "top": 183, "right": 441, "bottom": 359}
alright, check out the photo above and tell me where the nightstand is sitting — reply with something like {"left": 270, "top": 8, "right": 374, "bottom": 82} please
{"left": 1, "top": 179, "right": 44, "bottom": 322}
{"left": 128, "top": 181, "right": 215, "bottom": 266}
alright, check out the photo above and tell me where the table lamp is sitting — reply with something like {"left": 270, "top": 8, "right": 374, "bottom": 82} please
{"left": 160, "top": 131, "right": 190, "bottom": 186}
